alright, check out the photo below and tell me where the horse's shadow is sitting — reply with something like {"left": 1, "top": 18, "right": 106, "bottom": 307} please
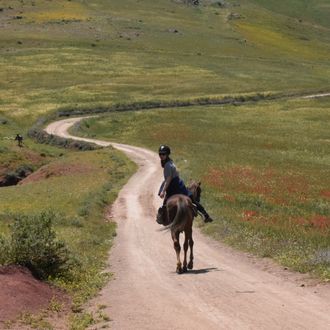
{"left": 180, "top": 267, "right": 220, "bottom": 275}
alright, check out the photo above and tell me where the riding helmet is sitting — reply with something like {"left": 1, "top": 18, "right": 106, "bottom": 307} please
{"left": 158, "top": 145, "right": 171, "bottom": 155}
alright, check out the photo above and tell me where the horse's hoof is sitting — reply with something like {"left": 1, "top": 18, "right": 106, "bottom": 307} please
{"left": 187, "top": 261, "right": 193, "bottom": 270}
{"left": 176, "top": 267, "right": 183, "bottom": 274}
{"left": 182, "top": 266, "right": 188, "bottom": 273}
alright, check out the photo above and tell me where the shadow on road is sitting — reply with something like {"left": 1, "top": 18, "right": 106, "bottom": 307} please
{"left": 181, "top": 267, "right": 220, "bottom": 275}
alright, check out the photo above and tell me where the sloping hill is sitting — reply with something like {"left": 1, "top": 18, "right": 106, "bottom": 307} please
{"left": 0, "top": 0, "right": 329, "bottom": 121}
{"left": 246, "top": 0, "right": 330, "bottom": 29}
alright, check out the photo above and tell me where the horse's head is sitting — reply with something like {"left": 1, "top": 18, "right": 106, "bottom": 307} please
{"left": 188, "top": 180, "right": 202, "bottom": 203}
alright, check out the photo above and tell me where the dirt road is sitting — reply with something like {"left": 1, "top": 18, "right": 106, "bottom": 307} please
{"left": 46, "top": 118, "right": 330, "bottom": 330}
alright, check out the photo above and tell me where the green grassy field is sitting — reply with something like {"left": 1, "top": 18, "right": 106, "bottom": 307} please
{"left": 73, "top": 96, "right": 330, "bottom": 278}
{"left": 1, "top": 0, "right": 330, "bottom": 123}
{"left": 0, "top": 0, "right": 329, "bottom": 325}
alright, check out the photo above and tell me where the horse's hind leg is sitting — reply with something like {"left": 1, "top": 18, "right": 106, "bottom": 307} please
{"left": 182, "top": 231, "right": 189, "bottom": 273}
{"left": 187, "top": 231, "right": 194, "bottom": 270}
{"left": 172, "top": 231, "right": 182, "bottom": 274}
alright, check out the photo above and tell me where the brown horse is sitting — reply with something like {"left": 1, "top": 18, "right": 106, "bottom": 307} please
{"left": 164, "top": 181, "right": 202, "bottom": 273}
{"left": 166, "top": 194, "right": 195, "bottom": 274}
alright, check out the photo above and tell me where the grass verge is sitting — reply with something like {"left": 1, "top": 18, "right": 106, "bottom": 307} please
{"left": 0, "top": 148, "right": 136, "bottom": 326}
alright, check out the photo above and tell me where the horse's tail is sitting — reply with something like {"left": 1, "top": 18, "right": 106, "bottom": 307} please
{"left": 163, "top": 196, "right": 187, "bottom": 232}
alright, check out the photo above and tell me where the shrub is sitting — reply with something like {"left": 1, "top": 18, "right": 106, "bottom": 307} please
{"left": 0, "top": 146, "right": 8, "bottom": 153}
{"left": 28, "top": 127, "right": 98, "bottom": 151}
{"left": 0, "top": 235, "right": 10, "bottom": 264}
{"left": 9, "top": 211, "right": 73, "bottom": 279}
{"left": 0, "top": 164, "right": 34, "bottom": 187}
{"left": 15, "top": 164, "right": 34, "bottom": 177}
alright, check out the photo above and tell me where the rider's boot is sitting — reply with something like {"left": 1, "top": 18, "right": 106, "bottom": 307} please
{"left": 195, "top": 202, "right": 213, "bottom": 223}
{"left": 203, "top": 213, "right": 213, "bottom": 223}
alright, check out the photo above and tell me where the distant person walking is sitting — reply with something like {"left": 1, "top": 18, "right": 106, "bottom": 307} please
{"left": 15, "top": 134, "right": 23, "bottom": 147}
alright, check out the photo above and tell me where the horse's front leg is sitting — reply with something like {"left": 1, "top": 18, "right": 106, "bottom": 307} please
{"left": 172, "top": 231, "right": 182, "bottom": 274}
{"left": 182, "top": 231, "right": 189, "bottom": 272}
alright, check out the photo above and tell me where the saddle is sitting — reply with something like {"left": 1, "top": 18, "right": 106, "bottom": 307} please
{"left": 156, "top": 206, "right": 171, "bottom": 226}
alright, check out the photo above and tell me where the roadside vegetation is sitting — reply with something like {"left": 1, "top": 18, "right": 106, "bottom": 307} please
{"left": 0, "top": 146, "right": 136, "bottom": 326}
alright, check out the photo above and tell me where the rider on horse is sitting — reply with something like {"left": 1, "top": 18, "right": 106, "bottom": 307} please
{"left": 157, "top": 145, "right": 213, "bottom": 225}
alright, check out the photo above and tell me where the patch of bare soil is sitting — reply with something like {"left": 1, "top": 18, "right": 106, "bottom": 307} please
{"left": 0, "top": 149, "right": 46, "bottom": 186}
{"left": 0, "top": 265, "right": 70, "bottom": 326}
{"left": 20, "top": 149, "right": 46, "bottom": 164}
{"left": 19, "top": 162, "right": 93, "bottom": 185}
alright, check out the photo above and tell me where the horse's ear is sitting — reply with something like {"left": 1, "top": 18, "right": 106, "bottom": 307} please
{"left": 198, "top": 181, "right": 201, "bottom": 186}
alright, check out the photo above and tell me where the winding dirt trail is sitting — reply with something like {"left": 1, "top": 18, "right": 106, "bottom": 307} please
{"left": 46, "top": 118, "right": 330, "bottom": 330}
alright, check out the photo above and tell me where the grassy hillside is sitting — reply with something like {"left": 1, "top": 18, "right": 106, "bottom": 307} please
{"left": 3, "top": 0, "right": 326, "bottom": 193}
{"left": 246, "top": 0, "right": 330, "bottom": 29}
{"left": 0, "top": 0, "right": 329, "bottom": 322}
{"left": 0, "top": 0, "right": 329, "bottom": 123}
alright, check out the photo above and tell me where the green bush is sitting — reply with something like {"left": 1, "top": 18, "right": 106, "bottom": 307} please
{"left": 0, "top": 146, "right": 8, "bottom": 153}
{"left": 0, "top": 117, "right": 8, "bottom": 125}
{"left": 0, "top": 235, "right": 10, "bottom": 264}
{"left": 9, "top": 211, "right": 73, "bottom": 279}
{"left": 28, "top": 127, "right": 98, "bottom": 151}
